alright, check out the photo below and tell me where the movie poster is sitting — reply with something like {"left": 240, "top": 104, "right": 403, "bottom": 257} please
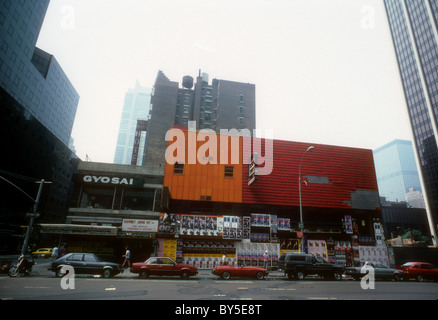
{"left": 277, "top": 218, "right": 291, "bottom": 230}
{"left": 344, "top": 215, "right": 353, "bottom": 234}
{"left": 243, "top": 216, "right": 251, "bottom": 240}
{"left": 307, "top": 240, "right": 328, "bottom": 259}
{"left": 179, "top": 214, "right": 220, "bottom": 236}
{"left": 158, "top": 213, "right": 180, "bottom": 235}
{"left": 223, "top": 216, "right": 242, "bottom": 239}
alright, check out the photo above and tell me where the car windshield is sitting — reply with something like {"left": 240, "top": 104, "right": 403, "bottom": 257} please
{"left": 401, "top": 262, "right": 416, "bottom": 267}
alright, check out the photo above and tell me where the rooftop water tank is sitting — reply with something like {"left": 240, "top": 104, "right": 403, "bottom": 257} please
{"left": 182, "top": 76, "right": 194, "bottom": 89}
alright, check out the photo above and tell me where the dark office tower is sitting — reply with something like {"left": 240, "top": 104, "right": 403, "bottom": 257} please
{"left": 0, "top": 0, "right": 79, "bottom": 247}
{"left": 143, "top": 70, "right": 256, "bottom": 168}
{"left": 384, "top": 0, "right": 438, "bottom": 244}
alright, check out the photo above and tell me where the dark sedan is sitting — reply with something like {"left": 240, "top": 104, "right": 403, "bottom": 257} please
{"left": 344, "top": 261, "right": 405, "bottom": 281}
{"left": 49, "top": 253, "right": 122, "bottom": 278}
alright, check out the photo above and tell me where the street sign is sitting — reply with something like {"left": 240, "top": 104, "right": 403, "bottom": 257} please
{"left": 298, "top": 222, "right": 304, "bottom": 229}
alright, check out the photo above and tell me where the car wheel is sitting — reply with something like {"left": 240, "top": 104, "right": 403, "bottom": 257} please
{"left": 333, "top": 272, "right": 342, "bottom": 281}
{"left": 416, "top": 275, "right": 424, "bottom": 282}
{"left": 56, "top": 267, "right": 66, "bottom": 278}
{"left": 139, "top": 270, "right": 149, "bottom": 279}
{"left": 287, "top": 272, "right": 294, "bottom": 280}
{"left": 222, "top": 271, "right": 231, "bottom": 280}
{"left": 296, "top": 271, "right": 305, "bottom": 280}
{"left": 255, "top": 271, "right": 265, "bottom": 280}
{"left": 102, "top": 269, "right": 112, "bottom": 278}
{"left": 181, "top": 271, "right": 190, "bottom": 279}
{"left": 393, "top": 274, "right": 401, "bottom": 282}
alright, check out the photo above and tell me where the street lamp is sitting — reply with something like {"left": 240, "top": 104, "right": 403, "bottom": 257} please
{"left": 298, "top": 146, "right": 315, "bottom": 253}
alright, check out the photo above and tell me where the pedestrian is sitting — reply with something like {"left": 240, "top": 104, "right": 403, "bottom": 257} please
{"left": 122, "top": 246, "right": 131, "bottom": 269}
{"left": 51, "top": 246, "right": 58, "bottom": 262}
{"left": 221, "top": 253, "right": 227, "bottom": 266}
{"left": 263, "top": 250, "right": 269, "bottom": 270}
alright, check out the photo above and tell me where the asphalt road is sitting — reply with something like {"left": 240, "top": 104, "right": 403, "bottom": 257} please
{"left": 1, "top": 275, "right": 438, "bottom": 300}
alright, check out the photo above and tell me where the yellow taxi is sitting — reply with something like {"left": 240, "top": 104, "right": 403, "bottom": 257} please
{"left": 32, "top": 248, "right": 53, "bottom": 258}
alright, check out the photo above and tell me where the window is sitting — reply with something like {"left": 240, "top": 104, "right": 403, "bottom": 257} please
{"left": 68, "top": 254, "right": 84, "bottom": 261}
{"left": 160, "top": 258, "right": 174, "bottom": 265}
{"left": 147, "top": 258, "right": 159, "bottom": 265}
{"left": 224, "top": 166, "right": 234, "bottom": 178}
{"left": 238, "top": 117, "right": 244, "bottom": 126}
{"left": 174, "top": 163, "right": 184, "bottom": 174}
{"left": 84, "top": 254, "right": 98, "bottom": 262}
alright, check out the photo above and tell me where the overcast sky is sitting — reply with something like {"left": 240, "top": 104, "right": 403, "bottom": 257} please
{"left": 36, "top": 0, "right": 412, "bottom": 163}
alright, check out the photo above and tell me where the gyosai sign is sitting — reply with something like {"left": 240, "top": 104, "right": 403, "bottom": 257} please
{"left": 82, "top": 175, "right": 134, "bottom": 185}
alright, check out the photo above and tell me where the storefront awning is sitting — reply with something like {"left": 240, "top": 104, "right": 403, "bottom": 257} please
{"left": 39, "top": 224, "right": 118, "bottom": 236}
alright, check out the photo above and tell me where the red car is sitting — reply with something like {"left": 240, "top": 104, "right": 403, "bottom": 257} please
{"left": 396, "top": 262, "right": 438, "bottom": 282}
{"left": 130, "top": 257, "right": 198, "bottom": 279}
{"left": 212, "top": 264, "right": 268, "bottom": 280}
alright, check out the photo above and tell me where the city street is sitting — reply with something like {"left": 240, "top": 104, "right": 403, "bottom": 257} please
{"left": 1, "top": 257, "right": 437, "bottom": 301}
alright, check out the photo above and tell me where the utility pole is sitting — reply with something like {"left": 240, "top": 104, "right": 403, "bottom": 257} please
{"left": 20, "top": 179, "right": 46, "bottom": 255}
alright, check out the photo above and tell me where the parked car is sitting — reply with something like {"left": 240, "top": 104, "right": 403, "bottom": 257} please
{"left": 344, "top": 261, "right": 404, "bottom": 281}
{"left": 32, "top": 248, "right": 53, "bottom": 258}
{"left": 282, "top": 252, "right": 344, "bottom": 280}
{"left": 49, "top": 253, "right": 122, "bottom": 278}
{"left": 212, "top": 263, "right": 268, "bottom": 280}
{"left": 130, "top": 257, "right": 198, "bottom": 279}
{"left": 396, "top": 262, "right": 438, "bottom": 282}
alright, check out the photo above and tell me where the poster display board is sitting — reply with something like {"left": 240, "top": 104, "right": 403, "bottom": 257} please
{"left": 307, "top": 240, "right": 328, "bottom": 260}
{"left": 235, "top": 242, "right": 279, "bottom": 268}
{"left": 358, "top": 246, "right": 390, "bottom": 267}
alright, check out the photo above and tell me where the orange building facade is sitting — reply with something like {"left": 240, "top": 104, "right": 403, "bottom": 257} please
{"left": 163, "top": 127, "right": 243, "bottom": 203}
{"left": 158, "top": 127, "right": 387, "bottom": 270}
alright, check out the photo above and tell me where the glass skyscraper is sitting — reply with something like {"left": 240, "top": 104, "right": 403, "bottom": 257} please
{"left": 0, "top": 0, "right": 80, "bottom": 239}
{"left": 0, "top": 0, "right": 79, "bottom": 146}
{"left": 114, "top": 81, "right": 151, "bottom": 165}
{"left": 384, "top": 0, "right": 438, "bottom": 244}
{"left": 373, "top": 140, "right": 423, "bottom": 206}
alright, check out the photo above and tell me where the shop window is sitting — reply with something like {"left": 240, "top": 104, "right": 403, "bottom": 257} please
{"left": 224, "top": 166, "right": 234, "bottom": 178}
{"left": 174, "top": 163, "right": 184, "bottom": 174}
